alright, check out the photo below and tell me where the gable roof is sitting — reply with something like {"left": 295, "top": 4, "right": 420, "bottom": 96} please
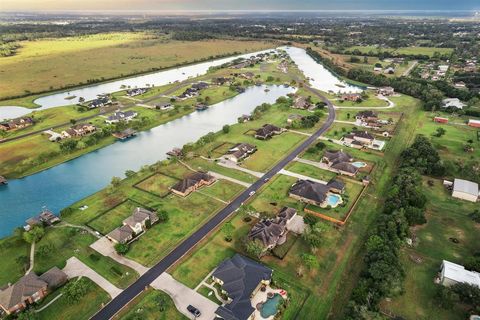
{"left": 107, "top": 225, "right": 133, "bottom": 243}
{"left": 327, "top": 179, "right": 346, "bottom": 191}
{"left": 0, "top": 273, "right": 47, "bottom": 310}
{"left": 38, "top": 267, "right": 67, "bottom": 289}
{"left": 255, "top": 124, "right": 282, "bottom": 138}
{"left": 323, "top": 150, "right": 353, "bottom": 165}
{"left": 123, "top": 207, "right": 154, "bottom": 227}
{"left": 226, "top": 143, "right": 256, "bottom": 159}
{"left": 213, "top": 254, "right": 273, "bottom": 320}
{"left": 453, "top": 179, "right": 479, "bottom": 197}
{"left": 289, "top": 180, "right": 329, "bottom": 203}
{"left": 331, "top": 162, "right": 359, "bottom": 174}
{"left": 171, "top": 172, "right": 214, "bottom": 194}
{"left": 352, "top": 130, "right": 374, "bottom": 140}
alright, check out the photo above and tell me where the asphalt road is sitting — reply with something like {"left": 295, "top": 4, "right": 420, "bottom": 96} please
{"left": 91, "top": 86, "right": 335, "bottom": 320}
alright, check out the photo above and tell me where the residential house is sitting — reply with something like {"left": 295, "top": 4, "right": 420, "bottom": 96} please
{"left": 343, "top": 130, "right": 375, "bottom": 148}
{"left": 170, "top": 172, "right": 216, "bottom": 197}
{"left": 322, "top": 150, "right": 359, "bottom": 176}
{"left": 454, "top": 81, "right": 466, "bottom": 88}
{"left": 341, "top": 93, "right": 362, "bottom": 102}
{"left": 105, "top": 110, "right": 138, "bottom": 124}
{"left": 238, "top": 114, "right": 252, "bottom": 123}
{"left": 468, "top": 119, "right": 480, "bottom": 128}
{"left": 212, "top": 254, "right": 273, "bottom": 320}
{"left": 212, "top": 77, "right": 231, "bottom": 85}
{"left": 64, "top": 123, "right": 96, "bottom": 137}
{"left": 287, "top": 114, "right": 304, "bottom": 125}
{"left": 377, "top": 86, "right": 395, "bottom": 96}
{"left": 89, "top": 96, "right": 112, "bottom": 109}
{"left": 254, "top": 124, "right": 284, "bottom": 140}
{"left": 126, "top": 88, "right": 147, "bottom": 96}
{"left": 452, "top": 178, "right": 479, "bottom": 202}
{"left": 166, "top": 147, "right": 183, "bottom": 158}
{"left": 289, "top": 179, "right": 344, "bottom": 207}
{"left": 155, "top": 102, "right": 174, "bottom": 111}
{"left": 106, "top": 207, "right": 158, "bottom": 244}
{"left": 191, "top": 82, "right": 209, "bottom": 90}
{"left": 442, "top": 98, "right": 466, "bottom": 110}
{"left": 0, "top": 268, "right": 67, "bottom": 315}
{"left": 222, "top": 143, "right": 257, "bottom": 163}
{"left": 292, "top": 96, "right": 313, "bottom": 110}
{"left": 355, "top": 110, "right": 378, "bottom": 124}
{"left": 439, "top": 260, "right": 480, "bottom": 288}
{"left": 248, "top": 207, "right": 297, "bottom": 252}
{"left": 384, "top": 66, "right": 395, "bottom": 74}
{"left": 0, "top": 117, "right": 34, "bottom": 131}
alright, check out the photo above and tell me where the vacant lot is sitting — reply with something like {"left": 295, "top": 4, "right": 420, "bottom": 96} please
{"left": 135, "top": 173, "right": 179, "bottom": 197}
{"left": 0, "top": 32, "right": 274, "bottom": 100}
{"left": 88, "top": 199, "right": 141, "bottom": 235}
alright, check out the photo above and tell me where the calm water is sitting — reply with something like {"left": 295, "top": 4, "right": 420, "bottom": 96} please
{"left": 0, "top": 49, "right": 274, "bottom": 121}
{"left": 0, "top": 47, "right": 361, "bottom": 237}
{"left": 0, "top": 85, "right": 294, "bottom": 237}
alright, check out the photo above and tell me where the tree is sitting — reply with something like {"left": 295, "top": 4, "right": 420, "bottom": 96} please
{"left": 114, "top": 243, "right": 130, "bottom": 255}
{"left": 451, "top": 282, "right": 480, "bottom": 306}
{"left": 222, "top": 124, "right": 230, "bottom": 134}
{"left": 469, "top": 209, "right": 480, "bottom": 223}
{"left": 23, "top": 225, "right": 45, "bottom": 243}
{"left": 17, "top": 309, "right": 39, "bottom": 320}
{"left": 301, "top": 253, "right": 318, "bottom": 269}
{"left": 222, "top": 222, "right": 234, "bottom": 242}
{"left": 110, "top": 176, "right": 122, "bottom": 188}
{"left": 434, "top": 285, "right": 456, "bottom": 309}
{"left": 434, "top": 127, "right": 446, "bottom": 137}
{"left": 63, "top": 279, "right": 89, "bottom": 303}
{"left": 125, "top": 170, "right": 136, "bottom": 178}
{"left": 59, "top": 139, "right": 78, "bottom": 153}
{"left": 156, "top": 210, "right": 169, "bottom": 223}
{"left": 70, "top": 119, "right": 77, "bottom": 125}
{"left": 245, "top": 239, "right": 264, "bottom": 257}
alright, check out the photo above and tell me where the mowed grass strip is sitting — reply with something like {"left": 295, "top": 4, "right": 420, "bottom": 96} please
{"left": 135, "top": 173, "right": 179, "bottom": 197}
{"left": 37, "top": 277, "right": 110, "bottom": 320}
{"left": 88, "top": 200, "right": 140, "bottom": 235}
{"left": 200, "top": 179, "right": 246, "bottom": 202}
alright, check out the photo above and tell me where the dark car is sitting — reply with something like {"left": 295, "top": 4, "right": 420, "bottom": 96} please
{"left": 187, "top": 305, "right": 201, "bottom": 318}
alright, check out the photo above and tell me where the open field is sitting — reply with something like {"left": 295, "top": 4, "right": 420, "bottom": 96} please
{"left": 37, "top": 277, "right": 110, "bottom": 320}
{"left": 114, "top": 288, "right": 188, "bottom": 320}
{"left": 380, "top": 178, "right": 480, "bottom": 320}
{"left": 88, "top": 199, "right": 141, "bottom": 235}
{"left": 344, "top": 45, "right": 454, "bottom": 57}
{"left": 0, "top": 234, "right": 31, "bottom": 286}
{"left": 0, "top": 32, "right": 275, "bottom": 100}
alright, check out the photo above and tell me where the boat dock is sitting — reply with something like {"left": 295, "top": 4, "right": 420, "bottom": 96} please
{"left": 113, "top": 128, "right": 137, "bottom": 140}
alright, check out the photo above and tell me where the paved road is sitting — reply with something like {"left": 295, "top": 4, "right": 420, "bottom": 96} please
{"left": 91, "top": 86, "right": 335, "bottom": 320}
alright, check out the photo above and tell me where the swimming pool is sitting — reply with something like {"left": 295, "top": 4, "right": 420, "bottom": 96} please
{"left": 352, "top": 161, "right": 367, "bottom": 168}
{"left": 260, "top": 293, "right": 283, "bottom": 318}
{"left": 326, "top": 194, "right": 342, "bottom": 207}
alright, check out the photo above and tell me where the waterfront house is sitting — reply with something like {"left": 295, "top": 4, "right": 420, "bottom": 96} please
{"left": 0, "top": 267, "right": 67, "bottom": 315}
{"left": 222, "top": 143, "right": 257, "bottom": 163}
{"left": 248, "top": 207, "right": 297, "bottom": 252}
{"left": 155, "top": 102, "right": 174, "bottom": 111}
{"left": 105, "top": 110, "right": 138, "bottom": 124}
{"left": 439, "top": 260, "right": 480, "bottom": 288}
{"left": 64, "top": 123, "right": 96, "bottom": 137}
{"left": 170, "top": 172, "right": 216, "bottom": 197}
{"left": 89, "top": 96, "right": 112, "bottom": 109}
{"left": 106, "top": 207, "right": 158, "bottom": 244}
{"left": 0, "top": 117, "right": 34, "bottom": 131}
{"left": 254, "top": 124, "right": 284, "bottom": 140}
{"left": 126, "top": 88, "right": 148, "bottom": 96}
{"left": 212, "top": 254, "right": 273, "bottom": 320}
{"left": 340, "top": 93, "right": 362, "bottom": 102}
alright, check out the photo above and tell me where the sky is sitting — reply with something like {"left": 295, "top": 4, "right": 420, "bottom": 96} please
{"left": 0, "top": 0, "right": 478, "bottom": 12}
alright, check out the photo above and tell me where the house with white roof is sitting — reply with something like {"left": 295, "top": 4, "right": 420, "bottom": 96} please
{"left": 452, "top": 178, "right": 479, "bottom": 202}
{"left": 442, "top": 98, "right": 466, "bottom": 110}
{"left": 439, "top": 260, "right": 480, "bottom": 288}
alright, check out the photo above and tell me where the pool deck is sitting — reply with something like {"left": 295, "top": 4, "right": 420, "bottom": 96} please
{"left": 251, "top": 287, "right": 287, "bottom": 320}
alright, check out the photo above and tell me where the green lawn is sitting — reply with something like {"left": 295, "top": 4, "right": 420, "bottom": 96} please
{"left": 34, "top": 227, "right": 138, "bottom": 288}
{"left": 135, "top": 173, "right": 179, "bottom": 197}
{"left": 37, "top": 277, "right": 110, "bottom": 320}
{"left": 344, "top": 45, "right": 453, "bottom": 57}
{"left": 197, "top": 285, "right": 223, "bottom": 305}
{"left": 285, "top": 161, "right": 337, "bottom": 182}
{"left": 187, "top": 157, "right": 258, "bottom": 184}
{"left": 200, "top": 179, "right": 246, "bottom": 202}
{"left": 88, "top": 199, "right": 142, "bottom": 235}
{"left": 115, "top": 288, "right": 188, "bottom": 320}
{"left": 0, "top": 234, "right": 31, "bottom": 286}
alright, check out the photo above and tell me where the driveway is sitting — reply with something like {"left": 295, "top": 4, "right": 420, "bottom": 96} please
{"left": 151, "top": 273, "right": 219, "bottom": 320}
{"left": 217, "top": 159, "right": 264, "bottom": 178}
{"left": 90, "top": 237, "right": 149, "bottom": 275}
{"left": 63, "top": 257, "right": 122, "bottom": 298}
{"left": 207, "top": 171, "right": 252, "bottom": 188}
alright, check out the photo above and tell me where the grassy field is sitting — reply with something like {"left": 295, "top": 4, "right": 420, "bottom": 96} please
{"left": 33, "top": 227, "right": 138, "bottom": 288}
{"left": 88, "top": 199, "right": 141, "bottom": 235}
{"left": 381, "top": 178, "right": 480, "bottom": 320}
{"left": 114, "top": 288, "right": 188, "bottom": 320}
{"left": 344, "top": 45, "right": 453, "bottom": 57}
{"left": 0, "top": 32, "right": 275, "bottom": 100}
{"left": 0, "top": 234, "right": 31, "bottom": 286}
{"left": 200, "top": 180, "right": 246, "bottom": 202}
{"left": 37, "top": 277, "right": 110, "bottom": 320}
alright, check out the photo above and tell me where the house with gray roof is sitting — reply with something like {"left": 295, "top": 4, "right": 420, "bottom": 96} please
{"left": 248, "top": 207, "right": 297, "bottom": 252}
{"left": 170, "top": 172, "right": 216, "bottom": 197}
{"left": 212, "top": 254, "right": 273, "bottom": 320}
{"left": 105, "top": 110, "right": 137, "bottom": 124}
{"left": 322, "top": 149, "right": 359, "bottom": 176}
{"left": 254, "top": 124, "right": 284, "bottom": 140}
{"left": 0, "top": 268, "right": 67, "bottom": 315}
{"left": 106, "top": 207, "right": 158, "bottom": 244}
{"left": 289, "top": 179, "right": 345, "bottom": 207}
{"left": 452, "top": 178, "right": 479, "bottom": 202}
{"left": 222, "top": 143, "right": 257, "bottom": 163}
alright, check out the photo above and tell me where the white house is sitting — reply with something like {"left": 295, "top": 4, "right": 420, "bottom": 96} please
{"left": 452, "top": 178, "right": 479, "bottom": 202}
{"left": 105, "top": 110, "right": 137, "bottom": 124}
{"left": 439, "top": 260, "right": 480, "bottom": 288}
{"left": 442, "top": 98, "right": 466, "bottom": 110}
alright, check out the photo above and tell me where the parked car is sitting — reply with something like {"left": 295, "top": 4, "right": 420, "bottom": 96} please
{"left": 249, "top": 191, "right": 256, "bottom": 196}
{"left": 187, "top": 305, "right": 201, "bottom": 318}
